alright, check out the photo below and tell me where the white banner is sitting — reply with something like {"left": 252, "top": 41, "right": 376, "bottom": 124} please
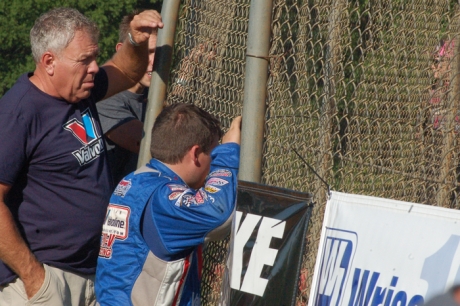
{"left": 308, "top": 191, "right": 460, "bottom": 306}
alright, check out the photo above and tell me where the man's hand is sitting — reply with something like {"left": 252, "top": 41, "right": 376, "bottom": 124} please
{"left": 0, "top": 183, "right": 45, "bottom": 299}
{"left": 22, "top": 263, "right": 45, "bottom": 299}
{"left": 102, "top": 10, "right": 163, "bottom": 100}
{"left": 129, "top": 10, "right": 163, "bottom": 46}
{"left": 222, "top": 116, "right": 242, "bottom": 145}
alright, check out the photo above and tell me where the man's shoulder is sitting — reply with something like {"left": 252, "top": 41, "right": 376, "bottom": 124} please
{"left": 96, "top": 89, "right": 141, "bottom": 133}
{"left": 96, "top": 90, "right": 140, "bottom": 118}
{"left": 97, "top": 90, "right": 127, "bottom": 105}
{"left": 0, "top": 73, "right": 43, "bottom": 116}
{"left": 96, "top": 90, "right": 141, "bottom": 108}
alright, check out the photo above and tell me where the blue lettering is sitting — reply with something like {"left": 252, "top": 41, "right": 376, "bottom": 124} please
{"left": 348, "top": 269, "right": 380, "bottom": 306}
{"left": 371, "top": 287, "right": 386, "bottom": 306}
{"left": 348, "top": 268, "right": 363, "bottom": 306}
{"left": 391, "top": 291, "right": 406, "bottom": 306}
{"left": 316, "top": 237, "right": 351, "bottom": 305}
{"left": 366, "top": 272, "right": 380, "bottom": 305}
{"left": 384, "top": 277, "right": 398, "bottom": 306}
{"left": 407, "top": 295, "right": 424, "bottom": 306}
{"left": 347, "top": 271, "right": 424, "bottom": 306}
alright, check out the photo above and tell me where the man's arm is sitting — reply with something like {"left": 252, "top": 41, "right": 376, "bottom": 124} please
{"left": 101, "top": 10, "right": 163, "bottom": 99}
{"left": 106, "top": 119, "right": 144, "bottom": 153}
{"left": 0, "top": 183, "right": 44, "bottom": 298}
{"left": 96, "top": 94, "right": 145, "bottom": 154}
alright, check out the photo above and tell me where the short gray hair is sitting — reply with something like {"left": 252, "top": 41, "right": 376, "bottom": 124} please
{"left": 30, "top": 7, "right": 99, "bottom": 63}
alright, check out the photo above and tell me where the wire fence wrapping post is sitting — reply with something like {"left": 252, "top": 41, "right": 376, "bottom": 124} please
{"left": 436, "top": 15, "right": 460, "bottom": 208}
{"left": 137, "top": 0, "right": 181, "bottom": 168}
{"left": 239, "top": 0, "right": 274, "bottom": 183}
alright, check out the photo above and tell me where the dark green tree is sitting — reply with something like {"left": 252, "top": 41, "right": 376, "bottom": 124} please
{"left": 0, "top": 0, "right": 162, "bottom": 96}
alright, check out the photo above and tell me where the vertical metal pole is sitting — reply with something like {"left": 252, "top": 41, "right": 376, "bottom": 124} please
{"left": 239, "top": 0, "right": 273, "bottom": 183}
{"left": 137, "top": 0, "right": 181, "bottom": 168}
{"left": 437, "top": 36, "right": 460, "bottom": 207}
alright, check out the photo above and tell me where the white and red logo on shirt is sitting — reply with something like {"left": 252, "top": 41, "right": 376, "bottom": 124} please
{"left": 63, "top": 108, "right": 104, "bottom": 166}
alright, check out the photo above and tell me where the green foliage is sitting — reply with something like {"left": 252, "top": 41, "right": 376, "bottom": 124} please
{"left": 0, "top": 0, "right": 162, "bottom": 96}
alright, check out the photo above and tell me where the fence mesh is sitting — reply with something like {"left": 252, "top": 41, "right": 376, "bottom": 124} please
{"left": 165, "top": 0, "right": 460, "bottom": 304}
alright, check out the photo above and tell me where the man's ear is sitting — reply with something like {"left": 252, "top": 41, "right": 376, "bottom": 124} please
{"left": 42, "top": 52, "right": 55, "bottom": 76}
{"left": 115, "top": 42, "right": 123, "bottom": 52}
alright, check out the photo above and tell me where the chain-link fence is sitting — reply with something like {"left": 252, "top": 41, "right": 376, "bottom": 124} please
{"left": 164, "top": 0, "right": 460, "bottom": 304}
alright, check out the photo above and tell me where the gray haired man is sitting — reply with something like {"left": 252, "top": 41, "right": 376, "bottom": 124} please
{"left": 0, "top": 7, "right": 162, "bottom": 306}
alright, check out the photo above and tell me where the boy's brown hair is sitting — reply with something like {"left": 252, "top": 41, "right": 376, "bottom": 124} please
{"left": 150, "top": 103, "right": 223, "bottom": 164}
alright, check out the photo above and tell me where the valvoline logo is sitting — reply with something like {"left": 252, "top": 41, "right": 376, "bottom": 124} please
{"left": 99, "top": 204, "right": 130, "bottom": 259}
{"left": 63, "top": 108, "right": 104, "bottom": 165}
{"left": 313, "top": 228, "right": 357, "bottom": 306}
{"left": 63, "top": 108, "right": 98, "bottom": 145}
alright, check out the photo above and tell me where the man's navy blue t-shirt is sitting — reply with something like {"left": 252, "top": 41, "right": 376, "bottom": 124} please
{"left": 0, "top": 71, "right": 112, "bottom": 285}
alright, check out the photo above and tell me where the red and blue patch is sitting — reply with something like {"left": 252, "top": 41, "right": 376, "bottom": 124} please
{"left": 114, "top": 179, "right": 132, "bottom": 197}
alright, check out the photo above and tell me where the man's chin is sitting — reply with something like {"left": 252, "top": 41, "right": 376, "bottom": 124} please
{"left": 82, "top": 90, "right": 92, "bottom": 98}
{"left": 72, "top": 90, "right": 91, "bottom": 103}
{"left": 140, "top": 76, "right": 152, "bottom": 88}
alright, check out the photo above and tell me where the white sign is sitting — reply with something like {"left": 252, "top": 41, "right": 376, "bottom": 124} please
{"left": 308, "top": 191, "right": 460, "bottom": 306}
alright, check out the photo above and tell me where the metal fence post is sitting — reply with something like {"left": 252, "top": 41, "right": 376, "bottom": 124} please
{"left": 137, "top": 0, "right": 181, "bottom": 168}
{"left": 239, "top": 0, "right": 273, "bottom": 183}
{"left": 436, "top": 30, "right": 460, "bottom": 208}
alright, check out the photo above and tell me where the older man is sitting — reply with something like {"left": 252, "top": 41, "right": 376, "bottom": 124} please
{"left": 0, "top": 7, "right": 162, "bottom": 306}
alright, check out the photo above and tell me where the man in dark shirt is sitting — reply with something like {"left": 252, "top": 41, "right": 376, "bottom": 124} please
{"left": 0, "top": 7, "right": 162, "bottom": 306}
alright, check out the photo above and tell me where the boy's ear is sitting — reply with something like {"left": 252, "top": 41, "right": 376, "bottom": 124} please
{"left": 191, "top": 145, "right": 203, "bottom": 167}
{"left": 187, "top": 145, "right": 201, "bottom": 166}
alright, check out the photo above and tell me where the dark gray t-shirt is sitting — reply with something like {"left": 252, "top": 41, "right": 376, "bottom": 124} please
{"left": 96, "top": 89, "right": 147, "bottom": 185}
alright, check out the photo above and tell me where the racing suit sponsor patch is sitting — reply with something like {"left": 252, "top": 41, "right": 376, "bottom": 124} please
{"left": 169, "top": 191, "right": 184, "bottom": 201}
{"left": 176, "top": 194, "right": 197, "bottom": 207}
{"left": 194, "top": 190, "right": 206, "bottom": 204}
{"left": 99, "top": 204, "right": 130, "bottom": 259}
{"left": 167, "top": 184, "right": 188, "bottom": 192}
{"left": 114, "top": 180, "right": 132, "bottom": 197}
{"left": 206, "top": 177, "right": 229, "bottom": 186}
{"left": 205, "top": 185, "right": 221, "bottom": 193}
{"left": 209, "top": 169, "right": 232, "bottom": 177}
